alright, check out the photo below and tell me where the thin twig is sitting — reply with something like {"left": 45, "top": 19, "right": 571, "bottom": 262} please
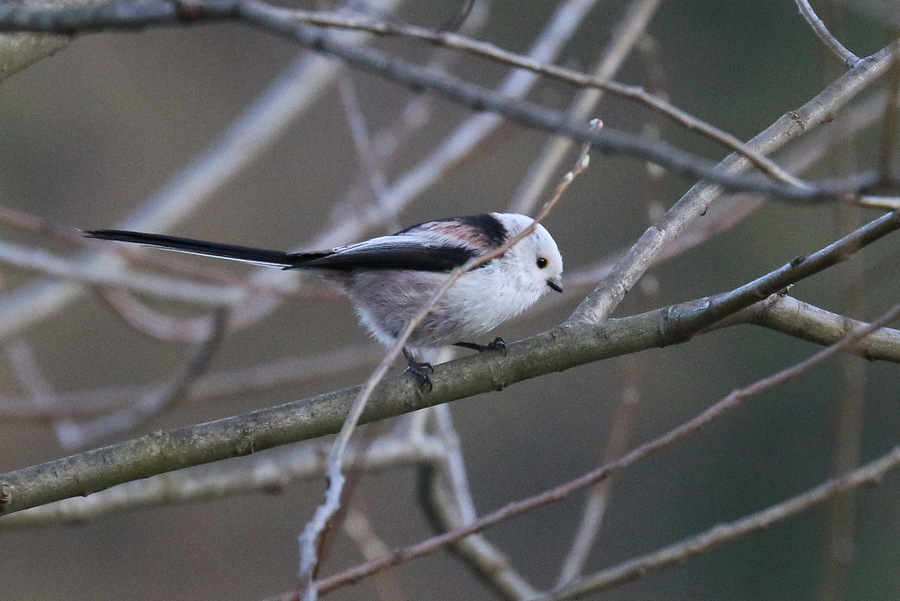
{"left": 541, "top": 445, "right": 900, "bottom": 600}
{"left": 794, "top": 0, "right": 861, "bottom": 67}
{"left": 0, "top": 237, "right": 251, "bottom": 305}
{"left": 0, "top": 0, "right": 826, "bottom": 189}
{"left": 821, "top": 78, "right": 867, "bottom": 601}
{"left": 97, "top": 287, "right": 227, "bottom": 342}
{"left": 556, "top": 361, "right": 641, "bottom": 585}
{"left": 877, "top": 44, "right": 900, "bottom": 181}
{"left": 0, "top": 342, "right": 381, "bottom": 422}
{"left": 711, "top": 294, "right": 900, "bottom": 362}
{"left": 307, "top": 0, "right": 604, "bottom": 251}
{"left": 337, "top": 71, "right": 392, "bottom": 221}
{"left": 341, "top": 507, "right": 409, "bottom": 601}
{"left": 5, "top": 339, "right": 79, "bottom": 447}
{"left": 419, "top": 462, "right": 537, "bottom": 601}
{"left": 329, "top": 0, "right": 489, "bottom": 234}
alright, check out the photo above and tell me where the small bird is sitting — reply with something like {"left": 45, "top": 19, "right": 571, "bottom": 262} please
{"left": 86, "top": 213, "right": 563, "bottom": 385}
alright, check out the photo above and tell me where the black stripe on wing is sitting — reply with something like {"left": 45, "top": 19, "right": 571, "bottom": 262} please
{"left": 285, "top": 244, "right": 475, "bottom": 272}
{"left": 85, "top": 230, "right": 294, "bottom": 266}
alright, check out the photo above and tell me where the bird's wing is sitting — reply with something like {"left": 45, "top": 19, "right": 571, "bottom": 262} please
{"left": 287, "top": 236, "right": 476, "bottom": 272}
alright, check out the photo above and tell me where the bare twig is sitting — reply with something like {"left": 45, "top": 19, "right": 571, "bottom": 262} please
{"left": 97, "top": 287, "right": 227, "bottom": 342}
{"left": 337, "top": 72, "right": 392, "bottom": 220}
{"left": 341, "top": 507, "right": 409, "bottom": 601}
{"left": 417, "top": 405, "right": 537, "bottom": 600}
{"left": 556, "top": 355, "right": 642, "bottom": 585}
{"left": 877, "top": 45, "right": 900, "bottom": 181}
{"left": 0, "top": 342, "right": 380, "bottom": 421}
{"left": 0, "top": 0, "right": 830, "bottom": 190}
{"left": 308, "top": 0, "right": 605, "bottom": 250}
{"left": 5, "top": 339, "right": 79, "bottom": 447}
{"left": 419, "top": 465, "right": 537, "bottom": 600}
{"left": 821, "top": 79, "right": 866, "bottom": 601}
{"left": 0, "top": 237, "right": 251, "bottom": 305}
{"left": 713, "top": 294, "right": 900, "bottom": 362}
{"left": 541, "top": 445, "right": 900, "bottom": 599}
{"left": 795, "top": 0, "right": 861, "bottom": 67}
{"left": 330, "top": 0, "right": 489, "bottom": 233}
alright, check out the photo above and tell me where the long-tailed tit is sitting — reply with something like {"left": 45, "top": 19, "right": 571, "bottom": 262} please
{"left": 86, "top": 213, "right": 563, "bottom": 383}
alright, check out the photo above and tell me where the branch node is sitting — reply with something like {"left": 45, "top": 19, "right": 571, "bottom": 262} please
{"left": 0, "top": 483, "right": 11, "bottom": 506}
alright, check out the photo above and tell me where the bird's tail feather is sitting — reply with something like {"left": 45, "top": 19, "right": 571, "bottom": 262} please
{"left": 85, "top": 229, "right": 296, "bottom": 267}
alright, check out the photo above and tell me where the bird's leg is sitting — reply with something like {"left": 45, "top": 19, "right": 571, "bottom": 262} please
{"left": 403, "top": 347, "right": 433, "bottom": 392}
{"left": 453, "top": 337, "right": 507, "bottom": 355}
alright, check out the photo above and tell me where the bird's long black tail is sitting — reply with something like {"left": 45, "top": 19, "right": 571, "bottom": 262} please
{"left": 85, "top": 229, "right": 298, "bottom": 267}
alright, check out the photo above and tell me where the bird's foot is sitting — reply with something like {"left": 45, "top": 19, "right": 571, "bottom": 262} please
{"left": 454, "top": 337, "right": 507, "bottom": 356}
{"left": 403, "top": 348, "right": 433, "bottom": 392}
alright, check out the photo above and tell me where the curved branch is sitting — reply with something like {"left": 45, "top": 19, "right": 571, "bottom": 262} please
{"left": 716, "top": 295, "right": 900, "bottom": 359}
{"left": 794, "top": 0, "right": 861, "bottom": 67}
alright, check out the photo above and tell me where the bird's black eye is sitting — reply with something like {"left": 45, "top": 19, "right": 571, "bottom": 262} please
{"left": 536, "top": 257, "right": 549, "bottom": 269}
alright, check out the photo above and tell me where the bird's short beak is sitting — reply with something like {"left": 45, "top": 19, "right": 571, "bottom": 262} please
{"left": 547, "top": 276, "right": 563, "bottom": 293}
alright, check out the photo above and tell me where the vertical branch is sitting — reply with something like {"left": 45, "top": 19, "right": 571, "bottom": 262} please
{"left": 296, "top": 87, "right": 594, "bottom": 601}
{"left": 337, "top": 71, "right": 398, "bottom": 229}
{"left": 341, "top": 508, "right": 409, "bottom": 601}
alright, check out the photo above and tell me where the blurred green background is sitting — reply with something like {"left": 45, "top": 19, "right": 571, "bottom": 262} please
{"left": 0, "top": 1, "right": 898, "bottom": 599}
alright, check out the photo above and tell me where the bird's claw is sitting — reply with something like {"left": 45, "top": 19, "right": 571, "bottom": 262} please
{"left": 483, "top": 337, "right": 507, "bottom": 355}
{"left": 405, "top": 360, "right": 433, "bottom": 393}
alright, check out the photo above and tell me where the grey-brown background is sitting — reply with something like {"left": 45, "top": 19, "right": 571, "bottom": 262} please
{"left": 1, "top": 1, "right": 898, "bottom": 599}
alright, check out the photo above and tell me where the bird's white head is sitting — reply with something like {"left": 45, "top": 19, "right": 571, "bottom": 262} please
{"left": 491, "top": 212, "right": 564, "bottom": 298}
